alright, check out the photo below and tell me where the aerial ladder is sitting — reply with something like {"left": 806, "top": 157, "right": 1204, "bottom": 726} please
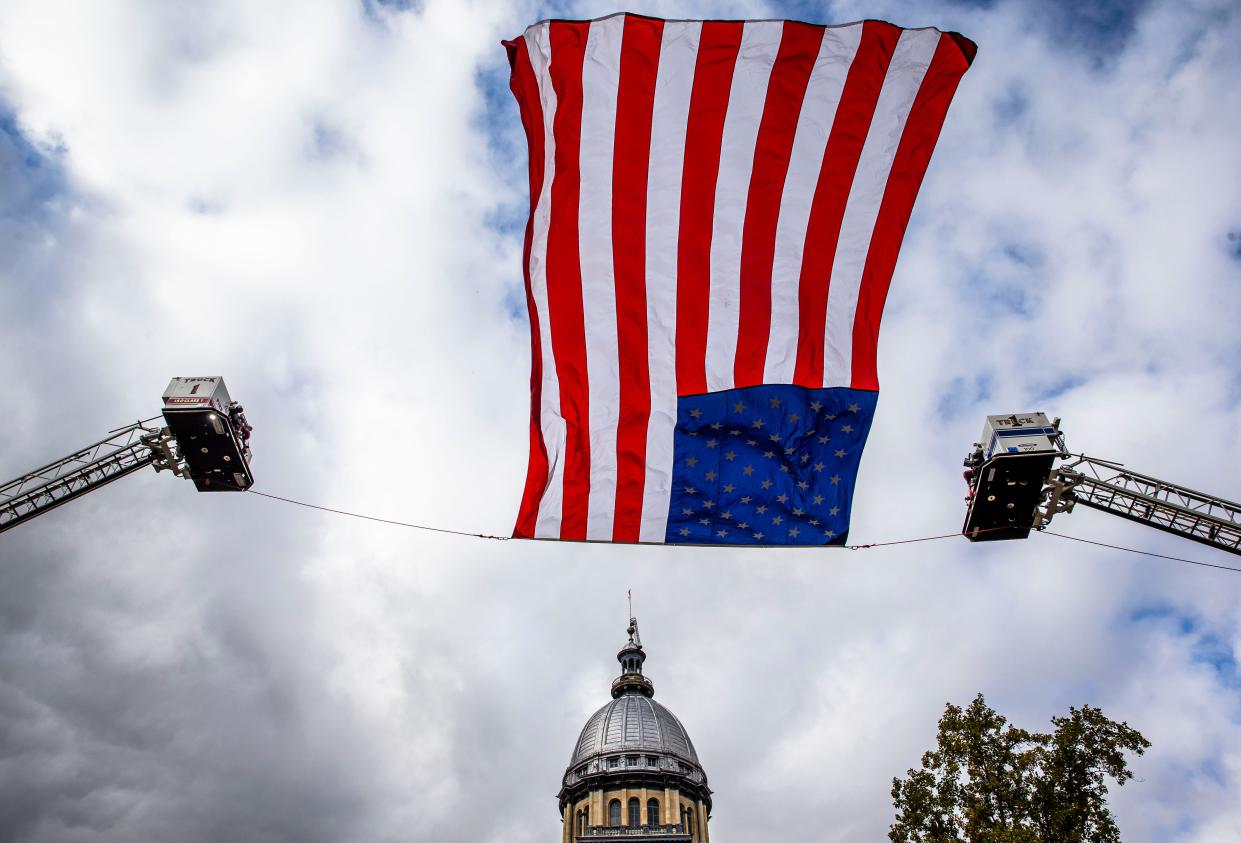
{"left": 0, "top": 377, "right": 254, "bottom": 534}
{"left": 962, "top": 413, "right": 1240, "bottom": 556}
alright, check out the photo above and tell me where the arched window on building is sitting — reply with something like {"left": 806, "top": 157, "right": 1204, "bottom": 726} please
{"left": 683, "top": 807, "right": 694, "bottom": 837}
{"left": 577, "top": 808, "right": 587, "bottom": 836}
{"left": 608, "top": 799, "right": 621, "bottom": 827}
{"left": 647, "top": 798, "right": 660, "bottom": 827}
{"left": 628, "top": 797, "right": 640, "bottom": 827}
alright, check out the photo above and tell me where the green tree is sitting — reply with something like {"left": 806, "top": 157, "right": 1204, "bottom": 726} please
{"left": 890, "top": 694, "right": 1149, "bottom": 843}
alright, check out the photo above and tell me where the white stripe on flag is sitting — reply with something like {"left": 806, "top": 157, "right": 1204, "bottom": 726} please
{"left": 579, "top": 17, "right": 625, "bottom": 541}
{"left": 822, "top": 28, "right": 938, "bottom": 387}
{"left": 762, "top": 24, "right": 863, "bottom": 385}
{"left": 703, "top": 20, "right": 783, "bottom": 393}
{"left": 640, "top": 21, "right": 702, "bottom": 544}
{"left": 525, "top": 26, "right": 565, "bottom": 539}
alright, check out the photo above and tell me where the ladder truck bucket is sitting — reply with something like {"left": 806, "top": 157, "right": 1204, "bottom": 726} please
{"left": 962, "top": 413, "right": 1061, "bottom": 542}
{"left": 161, "top": 377, "right": 254, "bottom": 492}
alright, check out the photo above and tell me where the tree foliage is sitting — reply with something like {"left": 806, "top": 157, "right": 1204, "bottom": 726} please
{"left": 890, "top": 694, "right": 1149, "bottom": 843}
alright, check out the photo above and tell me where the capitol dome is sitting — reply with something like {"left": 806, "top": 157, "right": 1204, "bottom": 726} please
{"left": 557, "top": 618, "right": 711, "bottom": 842}
{"left": 569, "top": 694, "right": 702, "bottom": 772}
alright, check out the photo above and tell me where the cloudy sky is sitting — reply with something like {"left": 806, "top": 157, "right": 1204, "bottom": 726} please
{"left": 2, "top": 0, "right": 1240, "bottom": 840}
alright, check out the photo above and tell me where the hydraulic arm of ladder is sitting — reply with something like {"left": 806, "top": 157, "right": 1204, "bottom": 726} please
{"left": 1036, "top": 455, "right": 1241, "bottom": 556}
{"left": 0, "top": 422, "right": 183, "bottom": 534}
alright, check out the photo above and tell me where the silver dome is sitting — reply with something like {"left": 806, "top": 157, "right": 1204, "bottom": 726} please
{"left": 570, "top": 694, "right": 701, "bottom": 768}
{"left": 559, "top": 618, "right": 710, "bottom": 801}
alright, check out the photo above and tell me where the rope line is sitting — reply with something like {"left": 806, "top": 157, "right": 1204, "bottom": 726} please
{"left": 248, "top": 489, "right": 1241, "bottom": 572}
{"left": 847, "top": 531, "right": 965, "bottom": 549}
{"left": 248, "top": 489, "right": 984, "bottom": 550}
{"left": 1038, "top": 529, "right": 1241, "bottom": 575}
{"left": 247, "top": 490, "right": 510, "bottom": 541}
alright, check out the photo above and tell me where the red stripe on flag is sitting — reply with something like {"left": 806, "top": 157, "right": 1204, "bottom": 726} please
{"left": 505, "top": 37, "right": 550, "bottom": 539}
{"left": 792, "top": 21, "right": 900, "bottom": 388}
{"left": 611, "top": 15, "right": 663, "bottom": 543}
{"left": 546, "top": 22, "right": 591, "bottom": 540}
{"left": 734, "top": 21, "right": 824, "bottom": 388}
{"left": 676, "top": 21, "right": 743, "bottom": 397}
{"left": 850, "top": 33, "right": 974, "bottom": 390}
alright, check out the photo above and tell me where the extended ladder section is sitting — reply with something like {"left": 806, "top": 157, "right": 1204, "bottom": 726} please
{"left": 1040, "top": 455, "right": 1241, "bottom": 555}
{"left": 0, "top": 422, "right": 181, "bottom": 533}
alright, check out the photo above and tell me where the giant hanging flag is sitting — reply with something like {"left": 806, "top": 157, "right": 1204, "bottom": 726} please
{"left": 504, "top": 15, "right": 974, "bottom": 545}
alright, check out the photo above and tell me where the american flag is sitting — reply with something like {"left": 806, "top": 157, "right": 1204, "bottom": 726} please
{"left": 504, "top": 15, "right": 974, "bottom": 545}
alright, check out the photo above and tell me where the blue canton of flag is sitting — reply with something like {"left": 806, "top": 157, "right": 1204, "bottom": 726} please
{"left": 666, "top": 387, "right": 877, "bottom": 545}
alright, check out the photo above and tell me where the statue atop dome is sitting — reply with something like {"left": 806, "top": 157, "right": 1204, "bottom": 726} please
{"left": 626, "top": 591, "right": 642, "bottom": 648}
{"left": 613, "top": 612, "right": 655, "bottom": 699}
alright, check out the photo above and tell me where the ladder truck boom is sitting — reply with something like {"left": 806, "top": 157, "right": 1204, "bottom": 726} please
{"left": 0, "top": 422, "right": 177, "bottom": 533}
{"left": 1042, "top": 455, "right": 1241, "bottom": 554}
{"left": 962, "top": 414, "right": 1240, "bottom": 556}
{"left": 0, "top": 377, "right": 254, "bottom": 535}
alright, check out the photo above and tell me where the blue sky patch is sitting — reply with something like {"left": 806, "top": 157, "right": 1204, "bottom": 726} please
{"left": 992, "top": 83, "right": 1030, "bottom": 125}
{"left": 936, "top": 373, "right": 993, "bottom": 420}
{"left": 0, "top": 105, "right": 68, "bottom": 218}
{"left": 1035, "top": 0, "right": 1152, "bottom": 65}
{"left": 1193, "top": 633, "right": 1240, "bottom": 688}
{"left": 1128, "top": 604, "right": 1173, "bottom": 623}
{"left": 1130, "top": 606, "right": 1240, "bottom": 690}
{"left": 309, "top": 119, "right": 350, "bottom": 160}
{"left": 1032, "top": 374, "right": 1084, "bottom": 404}
{"left": 361, "top": 0, "right": 422, "bottom": 21}
{"left": 1002, "top": 240, "right": 1044, "bottom": 269}
{"left": 1130, "top": 603, "right": 1191, "bottom": 629}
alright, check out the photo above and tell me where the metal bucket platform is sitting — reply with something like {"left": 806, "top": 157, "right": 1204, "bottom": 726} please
{"left": 161, "top": 377, "right": 253, "bottom": 492}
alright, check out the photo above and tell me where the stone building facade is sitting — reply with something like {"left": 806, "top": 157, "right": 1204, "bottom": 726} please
{"left": 558, "top": 619, "right": 711, "bottom": 842}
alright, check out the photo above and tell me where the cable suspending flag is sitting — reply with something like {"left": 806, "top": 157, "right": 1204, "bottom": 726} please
{"left": 504, "top": 15, "right": 975, "bottom": 545}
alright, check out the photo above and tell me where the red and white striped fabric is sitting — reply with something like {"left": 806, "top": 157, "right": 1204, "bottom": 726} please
{"left": 505, "top": 15, "right": 974, "bottom": 542}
